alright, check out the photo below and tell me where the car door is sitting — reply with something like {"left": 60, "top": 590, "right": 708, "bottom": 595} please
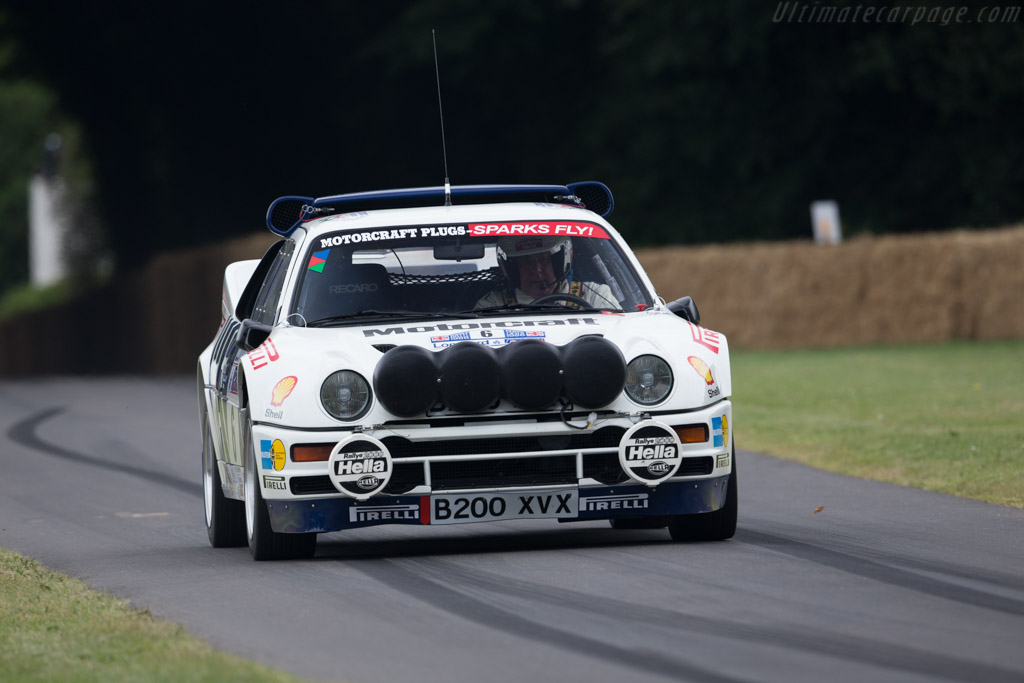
{"left": 210, "top": 239, "right": 295, "bottom": 468}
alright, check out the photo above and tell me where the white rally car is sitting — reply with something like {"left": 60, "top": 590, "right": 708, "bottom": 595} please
{"left": 198, "top": 183, "right": 735, "bottom": 560}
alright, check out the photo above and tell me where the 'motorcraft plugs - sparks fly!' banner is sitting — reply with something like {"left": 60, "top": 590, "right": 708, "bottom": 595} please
{"left": 318, "top": 222, "right": 611, "bottom": 248}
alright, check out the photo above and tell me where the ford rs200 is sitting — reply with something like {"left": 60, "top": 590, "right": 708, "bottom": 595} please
{"left": 198, "top": 182, "right": 736, "bottom": 560}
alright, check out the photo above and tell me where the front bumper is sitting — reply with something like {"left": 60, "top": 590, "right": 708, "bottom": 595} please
{"left": 251, "top": 401, "right": 733, "bottom": 533}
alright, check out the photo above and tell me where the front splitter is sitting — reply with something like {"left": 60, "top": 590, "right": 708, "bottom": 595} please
{"left": 266, "top": 476, "right": 730, "bottom": 533}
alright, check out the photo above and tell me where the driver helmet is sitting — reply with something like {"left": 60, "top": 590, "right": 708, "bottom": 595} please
{"left": 496, "top": 235, "right": 573, "bottom": 290}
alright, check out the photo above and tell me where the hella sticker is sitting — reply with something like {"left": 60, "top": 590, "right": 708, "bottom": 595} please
{"left": 648, "top": 461, "right": 672, "bottom": 475}
{"left": 357, "top": 475, "right": 381, "bottom": 490}
{"left": 618, "top": 420, "right": 684, "bottom": 486}
{"left": 327, "top": 435, "right": 392, "bottom": 500}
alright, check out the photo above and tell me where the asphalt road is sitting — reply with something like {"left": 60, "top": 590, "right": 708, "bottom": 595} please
{"left": 1, "top": 377, "right": 1023, "bottom": 683}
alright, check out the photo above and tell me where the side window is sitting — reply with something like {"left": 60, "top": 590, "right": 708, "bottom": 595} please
{"left": 251, "top": 240, "right": 295, "bottom": 325}
{"left": 236, "top": 241, "right": 284, "bottom": 321}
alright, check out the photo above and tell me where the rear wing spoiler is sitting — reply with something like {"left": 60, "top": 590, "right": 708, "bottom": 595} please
{"left": 265, "top": 182, "right": 613, "bottom": 236}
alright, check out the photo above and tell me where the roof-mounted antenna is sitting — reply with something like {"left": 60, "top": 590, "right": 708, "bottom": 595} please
{"left": 432, "top": 29, "right": 451, "bottom": 206}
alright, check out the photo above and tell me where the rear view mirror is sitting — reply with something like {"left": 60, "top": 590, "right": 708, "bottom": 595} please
{"left": 667, "top": 296, "right": 700, "bottom": 325}
{"left": 236, "top": 319, "right": 273, "bottom": 352}
{"left": 434, "top": 243, "right": 485, "bottom": 261}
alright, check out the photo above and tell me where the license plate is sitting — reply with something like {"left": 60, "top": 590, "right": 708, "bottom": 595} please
{"left": 428, "top": 490, "right": 578, "bottom": 525}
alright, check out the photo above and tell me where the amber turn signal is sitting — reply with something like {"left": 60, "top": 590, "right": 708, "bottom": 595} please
{"left": 291, "top": 444, "right": 333, "bottom": 462}
{"left": 673, "top": 424, "right": 708, "bottom": 443}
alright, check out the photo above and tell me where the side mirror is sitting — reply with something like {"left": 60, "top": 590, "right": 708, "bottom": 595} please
{"left": 236, "top": 319, "right": 273, "bottom": 352}
{"left": 667, "top": 296, "right": 700, "bottom": 325}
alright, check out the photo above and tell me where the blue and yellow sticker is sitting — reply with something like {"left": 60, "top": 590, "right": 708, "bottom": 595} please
{"left": 712, "top": 415, "right": 729, "bottom": 448}
{"left": 260, "top": 439, "right": 286, "bottom": 470}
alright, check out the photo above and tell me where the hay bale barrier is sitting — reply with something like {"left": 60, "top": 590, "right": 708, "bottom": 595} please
{"left": 0, "top": 227, "right": 1021, "bottom": 376}
{"left": 637, "top": 225, "right": 1024, "bottom": 349}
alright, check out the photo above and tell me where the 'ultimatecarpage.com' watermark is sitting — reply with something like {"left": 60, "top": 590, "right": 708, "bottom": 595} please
{"left": 773, "top": 3, "right": 1021, "bottom": 24}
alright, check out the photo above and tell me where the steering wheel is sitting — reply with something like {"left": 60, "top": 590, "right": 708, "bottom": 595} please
{"left": 530, "top": 293, "right": 590, "bottom": 308}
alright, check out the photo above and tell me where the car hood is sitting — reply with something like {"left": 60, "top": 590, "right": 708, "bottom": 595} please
{"left": 242, "top": 310, "right": 731, "bottom": 428}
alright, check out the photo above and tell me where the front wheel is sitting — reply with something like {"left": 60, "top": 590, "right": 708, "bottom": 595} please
{"left": 203, "top": 410, "right": 246, "bottom": 547}
{"left": 667, "top": 445, "right": 737, "bottom": 542}
{"left": 244, "top": 418, "right": 317, "bottom": 561}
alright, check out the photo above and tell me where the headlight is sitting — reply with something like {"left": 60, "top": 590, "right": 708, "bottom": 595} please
{"left": 624, "top": 355, "right": 673, "bottom": 405}
{"left": 320, "top": 370, "right": 372, "bottom": 420}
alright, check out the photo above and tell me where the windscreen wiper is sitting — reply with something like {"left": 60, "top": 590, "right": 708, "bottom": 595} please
{"left": 470, "top": 303, "right": 619, "bottom": 315}
{"left": 469, "top": 303, "right": 537, "bottom": 314}
{"left": 305, "top": 310, "right": 479, "bottom": 327}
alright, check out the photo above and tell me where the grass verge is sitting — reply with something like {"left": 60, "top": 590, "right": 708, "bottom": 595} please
{"left": 0, "top": 546, "right": 305, "bottom": 683}
{"left": 732, "top": 341, "right": 1024, "bottom": 508}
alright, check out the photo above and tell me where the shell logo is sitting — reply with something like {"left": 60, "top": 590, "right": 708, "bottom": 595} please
{"left": 271, "top": 376, "right": 298, "bottom": 406}
{"left": 687, "top": 356, "right": 714, "bottom": 385}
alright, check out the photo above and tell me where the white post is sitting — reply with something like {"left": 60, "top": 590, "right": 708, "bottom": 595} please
{"left": 28, "top": 133, "right": 67, "bottom": 287}
{"left": 810, "top": 200, "right": 843, "bottom": 245}
{"left": 28, "top": 176, "right": 67, "bottom": 286}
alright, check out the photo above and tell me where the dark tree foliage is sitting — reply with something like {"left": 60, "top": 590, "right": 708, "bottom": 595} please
{"left": 2, "top": 0, "right": 1023, "bottom": 273}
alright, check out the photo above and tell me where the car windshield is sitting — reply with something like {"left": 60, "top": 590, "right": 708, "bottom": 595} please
{"left": 290, "top": 220, "right": 653, "bottom": 326}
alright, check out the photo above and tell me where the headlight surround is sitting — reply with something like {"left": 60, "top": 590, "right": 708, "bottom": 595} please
{"left": 320, "top": 370, "right": 372, "bottom": 420}
{"left": 624, "top": 355, "right": 673, "bottom": 405}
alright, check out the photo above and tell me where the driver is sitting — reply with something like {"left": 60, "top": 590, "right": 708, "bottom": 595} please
{"left": 475, "top": 235, "right": 618, "bottom": 309}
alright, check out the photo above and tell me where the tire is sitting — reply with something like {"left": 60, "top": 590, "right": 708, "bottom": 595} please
{"left": 667, "top": 445, "right": 737, "bottom": 542}
{"left": 202, "top": 410, "right": 246, "bottom": 548}
{"left": 609, "top": 517, "right": 668, "bottom": 530}
{"left": 244, "top": 417, "right": 317, "bottom": 561}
